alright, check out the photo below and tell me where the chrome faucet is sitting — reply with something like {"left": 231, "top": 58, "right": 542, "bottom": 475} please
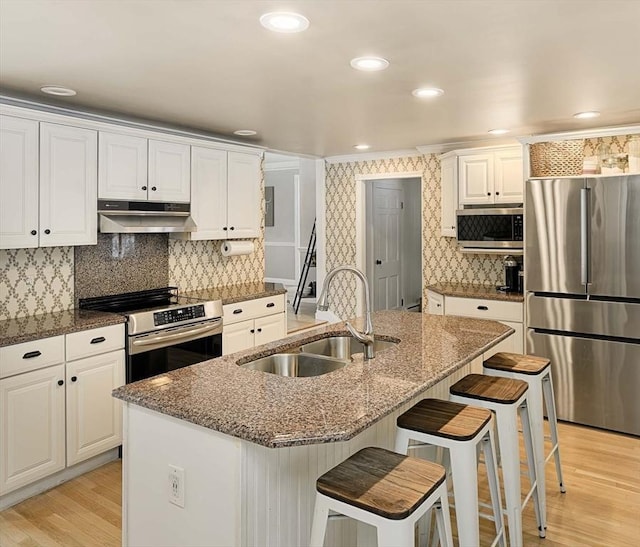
{"left": 317, "top": 266, "right": 375, "bottom": 359}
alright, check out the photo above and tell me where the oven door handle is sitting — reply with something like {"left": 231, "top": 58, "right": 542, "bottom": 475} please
{"left": 130, "top": 321, "right": 222, "bottom": 352}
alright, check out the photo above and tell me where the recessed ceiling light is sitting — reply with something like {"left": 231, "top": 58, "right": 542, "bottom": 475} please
{"left": 259, "top": 12, "right": 309, "bottom": 33}
{"left": 350, "top": 57, "right": 389, "bottom": 72}
{"left": 412, "top": 87, "right": 444, "bottom": 98}
{"left": 234, "top": 129, "right": 257, "bottom": 136}
{"left": 40, "top": 85, "right": 76, "bottom": 97}
{"left": 488, "top": 128, "right": 510, "bottom": 135}
{"left": 573, "top": 111, "right": 601, "bottom": 119}
{"left": 354, "top": 144, "right": 371, "bottom": 150}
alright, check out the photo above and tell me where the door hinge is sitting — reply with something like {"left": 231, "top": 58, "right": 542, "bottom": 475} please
{"left": 400, "top": 202, "right": 404, "bottom": 209}
{"left": 401, "top": 298, "right": 404, "bottom": 306}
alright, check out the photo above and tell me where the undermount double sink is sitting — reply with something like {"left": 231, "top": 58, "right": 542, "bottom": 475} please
{"left": 240, "top": 336, "right": 399, "bottom": 378}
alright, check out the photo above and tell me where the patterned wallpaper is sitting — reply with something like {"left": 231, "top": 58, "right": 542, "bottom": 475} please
{"left": 325, "top": 155, "right": 504, "bottom": 320}
{"left": 0, "top": 247, "right": 74, "bottom": 321}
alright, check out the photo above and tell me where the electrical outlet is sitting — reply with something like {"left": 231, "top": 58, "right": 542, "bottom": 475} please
{"left": 168, "top": 465, "right": 185, "bottom": 507}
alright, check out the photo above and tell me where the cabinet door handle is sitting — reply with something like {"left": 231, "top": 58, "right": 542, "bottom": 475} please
{"left": 250, "top": 329, "right": 255, "bottom": 334}
{"left": 23, "top": 350, "right": 42, "bottom": 359}
{"left": 436, "top": 303, "right": 441, "bottom": 308}
{"left": 31, "top": 230, "right": 37, "bottom": 236}
{"left": 486, "top": 193, "right": 491, "bottom": 196}
{"left": 375, "top": 259, "right": 382, "bottom": 265}
{"left": 223, "top": 227, "right": 228, "bottom": 231}
{"left": 71, "top": 376, "right": 78, "bottom": 382}
{"left": 44, "top": 229, "right": 51, "bottom": 234}
{"left": 495, "top": 191, "right": 500, "bottom": 195}
{"left": 151, "top": 186, "right": 157, "bottom": 191}
{"left": 233, "top": 309, "right": 243, "bottom": 314}
{"left": 230, "top": 226, "right": 235, "bottom": 231}
{"left": 142, "top": 185, "right": 147, "bottom": 190}
{"left": 266, "top": 302, "right": 275, "bottom": 308}
{"left": 477, "top": 305, "right": 489, "bottom": 311}
{"left": 57, "top": 380, "right": 64, "bottom": 386}
{"left": 257, "top": 328, "right": 262, "bottom": 333}
{"left": 90, "top": 336, "right": 106, "bottom": 344}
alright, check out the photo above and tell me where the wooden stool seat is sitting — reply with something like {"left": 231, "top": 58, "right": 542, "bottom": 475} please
{"left": 397, "top": 398, "right": 492, "bottom": 441}
{"left": 316, "top": 446, "right": 446, "bottom": 520}
{"left": 450, "top": 373, "right": 527, "bottom": 404}
{"left": 484, "top": 352, "right": 551, "bottom": 375}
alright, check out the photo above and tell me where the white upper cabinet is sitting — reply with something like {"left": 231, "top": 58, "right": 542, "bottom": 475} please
{"left": 227, "top": 152, "right": 261, "bottom": 238}
{"left": 99, "top": 133, "right": 190, "bottom": 203}
{"left": 189, "top": 146, "right": 228, "bottom": 240}
{"left": 458, "top": 146, "right": 523, "bottom": 205}
{"left": 439, "top": 154, "right": 458, "bottom": 237}
{"left": 148, "top": 140, "right": 190, "bottom": 202}
{"left": 98, "top": 132, "right": 148, "bottom": 201}
{"left": 178, "top": 148, "right": 261, "bottom": 241}
{"left": 0, "top": 115, "right": 39, "bottom": 249}
{"left": 39, "top": 123, "right": 97, "bottom": 247}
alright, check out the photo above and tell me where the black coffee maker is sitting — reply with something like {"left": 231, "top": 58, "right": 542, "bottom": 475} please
{"left": 502, "top": 255, "right": 522, "bottom": 293}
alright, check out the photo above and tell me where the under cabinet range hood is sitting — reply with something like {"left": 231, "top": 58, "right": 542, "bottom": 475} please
{"left": 98, "top": 200, "right": 196, "bottom": 233}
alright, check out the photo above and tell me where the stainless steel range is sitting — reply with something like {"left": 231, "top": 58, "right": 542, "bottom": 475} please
{"left": 80, "top": 287, "right": 223, "bottom": 383}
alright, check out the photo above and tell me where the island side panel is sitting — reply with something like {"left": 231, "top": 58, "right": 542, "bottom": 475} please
{"left": 241, "top": 356, "right": 482, "bottom": 547}
{"left": 123, "top": 404, "right": 242, "bottom": 547}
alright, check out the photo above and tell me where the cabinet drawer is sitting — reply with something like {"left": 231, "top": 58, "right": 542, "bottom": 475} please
{"left": 223, "top": 295, "right": 286, "bottom": 325}
{"left": 0, "top": 335, "right": 65, "bottom": 379}
{"left": 66, "top": 324, "right": 125, "bottom": 361}
{"left": 426, "top": 290, "right": 444, "bottom": 315}
{"left": 445, "top": 296, "right": 523, "bottom": 322}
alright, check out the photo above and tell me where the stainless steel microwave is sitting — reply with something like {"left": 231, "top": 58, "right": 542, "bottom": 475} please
{"left": 456, "top": 207, "right": 523, "bottom": 249}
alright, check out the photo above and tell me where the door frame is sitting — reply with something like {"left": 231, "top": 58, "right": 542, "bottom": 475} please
{"left": 355, "top": 172, "right": 423, "bottom": 315}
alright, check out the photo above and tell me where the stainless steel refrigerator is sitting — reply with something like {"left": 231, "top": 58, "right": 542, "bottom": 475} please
{"left": 526, "top": 175, "right": 640, "bottom": 436}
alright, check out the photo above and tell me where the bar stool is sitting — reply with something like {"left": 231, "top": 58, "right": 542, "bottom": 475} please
{"left": 309, "top": 446, "right": 454, "bottom": 547}
{"left": 449, "top": 374, "right": 544, "bottom": 547}
{"left": 395, "top": 398, "right": 506, "bottom": 547}
{"left": 483, "top": 352, "right": 566, "bottom": 525}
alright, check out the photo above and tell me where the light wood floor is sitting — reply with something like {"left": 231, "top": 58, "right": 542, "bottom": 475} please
{"left": 1, "top": 422, "right": 638, "bottom": 546}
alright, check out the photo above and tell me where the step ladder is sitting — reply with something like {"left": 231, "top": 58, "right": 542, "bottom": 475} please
{"left": 293, "top": 220, "right": 316, "bottom": 314}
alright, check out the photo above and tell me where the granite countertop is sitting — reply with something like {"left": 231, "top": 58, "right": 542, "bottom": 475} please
{"left": 180, "top": 282, "right": 287, "bottom": 305}
{"left": 0, "top": 309, "right": 126, "bottom": 348}
{"left": 113, "top": 310, "right": 512, "bottom": 448}
{"left": 426, "top": 282, "right": 525, "bottom": 303}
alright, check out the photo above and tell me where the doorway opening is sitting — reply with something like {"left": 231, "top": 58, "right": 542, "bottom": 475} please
{"left": 361, "top": 176, "right": 422, "bottom": 312}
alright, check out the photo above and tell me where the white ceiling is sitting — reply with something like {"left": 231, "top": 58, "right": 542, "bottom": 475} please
{"left": 1, "top": 0, "right": 639, "bottom": 157}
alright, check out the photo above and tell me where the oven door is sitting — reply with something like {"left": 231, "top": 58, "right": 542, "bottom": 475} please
{"left": 127, "top": 318, "right": 222, "bottom": 383}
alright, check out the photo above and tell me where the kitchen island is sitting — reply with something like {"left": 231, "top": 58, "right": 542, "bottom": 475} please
{"left": 113, "top": 310, "right": 512, "bottom": 547}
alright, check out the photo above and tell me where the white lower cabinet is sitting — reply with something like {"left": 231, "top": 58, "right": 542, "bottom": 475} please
{"left": 66, "top": 350, "right": 125, "bottom": 466}
{"left": 222, "top": 295, "right": 287, "bottom": 356}
{"left": 0, "top": 324, "right": 125, "bottom": 497}
{"left": 0, "top": 364, "right": 66, "bottom": 495}
{"left": 426, "top": 292, "right": 524, "bottom": 354}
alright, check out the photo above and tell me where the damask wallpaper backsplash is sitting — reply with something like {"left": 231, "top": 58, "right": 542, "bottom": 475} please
{"left": 325, "top": 154, "right": 504, "bottom": 320}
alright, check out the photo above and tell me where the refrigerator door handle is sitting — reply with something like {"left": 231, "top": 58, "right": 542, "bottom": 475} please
{"left": 580, "top": 187, "right": 591, "bottom": 286}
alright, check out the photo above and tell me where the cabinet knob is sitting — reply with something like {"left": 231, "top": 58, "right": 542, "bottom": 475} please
{"left": 71, "top": 376, "right": 78, "bottom": 382}
{"left": 230, "top": 226, "right": 235, "bottom": 231}
{"left": 44, "top": 229, "right": 51, "bottom": 234}
{"left": 375, "top": 259, "right": 382, "bottom": 265}
{"left": 142, "top": 185, "right": 147, "bottom": 191}
{"left": 57, "top": 379, "right": 64, "bottom": 386}
{"left": 495, "top": 191, "right": 500, "bottom": 195}
{"left": 477, "top": 305, "right": 489, "bottom": 311}
{"left": 257, "top": 328, "right": 262, "bottom": 333}
{"left": 31, "top": 230, "right": 37, "bottom": 236}
{"left": 223, "top": 227, "right": 228, "bottom": 231}
{"left": 250, "top": 329, "right": 255, "bottom": 334}
{"left": 486, "top": 192, "right": 491, "bottom": 196}
{"left": 151, "top": 186, "right": 157, "bottom": 191}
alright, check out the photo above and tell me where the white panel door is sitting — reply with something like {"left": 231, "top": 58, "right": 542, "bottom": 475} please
{"left": 254, "top": 314, "right": 286, "bottom": 346}
{"left": 222, "top": 319, "right": 255, "bottom": 356}
{"left": 459, "top": 154, "right": 493, "bottom": 204}
{"left": 66, "top": 350, "right": 125, "bottom": 466}
{"left": 440, "top": 155, "right": 458, "bottom": 237}
{"left": 190, "top": 146, "right": 228, "bottom": 239}
{"left": 98, "top": 131, "right": 148, "bottom": 200}
{"left": 39, "top": 123, "right": 97, "bottom": 247}
{"left": 227, "top": 152, "right": 261, "bottom": 238}
{"left": 494, "top": 148, "right": 524, "bottom": 204}
{"left": 148, "top": 139, "right": 190, "bottom": 202}
{"left": 0, "top": 115, "right": 39, "bottom": 250}
{"left": 0, "top": 364, "right": 66, "bottom": 495}
{"left": 372, "top": 181, "right": 403, "bottom": 311}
